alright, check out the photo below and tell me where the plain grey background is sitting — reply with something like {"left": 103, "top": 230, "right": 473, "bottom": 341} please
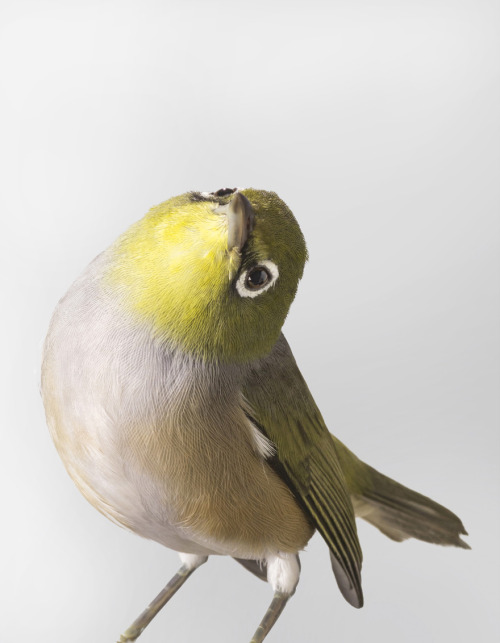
{"left": 1, "top": 0, "right": 498, "bottom": 641}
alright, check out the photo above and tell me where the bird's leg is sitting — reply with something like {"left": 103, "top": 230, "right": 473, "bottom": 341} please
{"left": 249, "top": 591, "right": 290, "bottom": 643}
{"left": 118, "top": 553, "right": 208, "bottom": 643}
{"left": 249, "top": 553, "right": 300, "bottom": 643}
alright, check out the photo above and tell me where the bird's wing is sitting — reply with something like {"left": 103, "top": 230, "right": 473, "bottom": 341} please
{"left": 242, "top": 334, "right": 363, "bottom": 608}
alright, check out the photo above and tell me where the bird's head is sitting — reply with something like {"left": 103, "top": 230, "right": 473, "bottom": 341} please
{"left": 106, "top": 188, "right": 307, "bottom": 362}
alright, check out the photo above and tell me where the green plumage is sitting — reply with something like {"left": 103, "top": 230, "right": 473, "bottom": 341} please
{"left": 333, "top": 439, "right": 469, "bottom": 548}
{"left": 244, "top": 335, "right": 364, "bottom": 607}
{"left": 243, "top": 333, "right": 468, "bottom": 604}
{"left": 42, "top": 187, "right": 469, "bottom": 642}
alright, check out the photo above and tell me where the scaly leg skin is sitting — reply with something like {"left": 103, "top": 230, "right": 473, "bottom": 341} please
{"left": 117, "top": 554, "right": 208, "bottom": 643}
{"left": 249, "top": 553, "right": 300, "bottom": 643}
{"left": 249, "top": 591, "right": 290, "bottom": 643}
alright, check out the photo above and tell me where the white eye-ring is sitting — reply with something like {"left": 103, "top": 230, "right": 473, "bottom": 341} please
{"left": 235, "top": 260, "right": 280, "bottom": 298}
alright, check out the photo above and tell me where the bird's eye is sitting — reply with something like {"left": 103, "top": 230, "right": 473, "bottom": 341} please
{"left": 246, "top": 267, "right": 270, "bottom": 289}
{"left": 236, "top": 260, "right": 279, "bottom": 298}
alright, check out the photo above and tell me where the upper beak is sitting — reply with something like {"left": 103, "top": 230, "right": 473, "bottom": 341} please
{"left": 215, "top": 192, "right": 255, "bottom": 253}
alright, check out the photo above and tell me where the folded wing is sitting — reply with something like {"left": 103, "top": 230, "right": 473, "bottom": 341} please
{"left": 242, "top": 334, "right": 364, "bottom": 608}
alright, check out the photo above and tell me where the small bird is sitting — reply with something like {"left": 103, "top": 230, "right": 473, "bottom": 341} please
{"left": 41, "top": 188, "right": 469, "bottom": 642}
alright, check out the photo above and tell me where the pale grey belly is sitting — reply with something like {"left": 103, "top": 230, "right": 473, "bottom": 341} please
{"left": 41, "top": 267, "right": 312, "bottom": 560}
{"left": 49, "top": 414, "right": 221, "bottom": 556}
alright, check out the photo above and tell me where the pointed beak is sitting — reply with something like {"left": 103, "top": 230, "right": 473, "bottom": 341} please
{"left": 215, "top": 192, "right": 255, "bottom": 253}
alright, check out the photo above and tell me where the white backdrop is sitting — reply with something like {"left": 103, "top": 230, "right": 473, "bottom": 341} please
{"left": 1, "top": 1, "right": 499, "bottom": 642}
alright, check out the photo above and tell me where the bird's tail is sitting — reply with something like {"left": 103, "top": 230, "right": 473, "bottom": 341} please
{"left": 333, "top": 438, "right": 470, "bottom": 549}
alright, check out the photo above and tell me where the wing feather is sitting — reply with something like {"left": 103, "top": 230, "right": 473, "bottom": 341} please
{"left": 243, "top": 334, "right": 363, "bottom": 607}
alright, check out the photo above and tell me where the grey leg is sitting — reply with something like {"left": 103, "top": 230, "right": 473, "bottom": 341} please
{"left": 248, "top": 553, "right": 300, "bottom": 643}
{"left": 249, "top": 591, "right": 290, "bottom": 643}
{"left": 117, "top": 554, "right": 207, "bottom": 642}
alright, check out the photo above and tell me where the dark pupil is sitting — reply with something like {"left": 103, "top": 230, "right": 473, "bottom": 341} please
{"left": 246, "top": 267, "right": 270, "bottom": 289}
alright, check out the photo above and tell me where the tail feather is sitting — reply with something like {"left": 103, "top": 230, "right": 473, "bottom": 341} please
{"left": 351, "top": 463, "right": 470, "bottom": 548}
{"left": 333, "top": 438, "right": 470, "bottom": 549}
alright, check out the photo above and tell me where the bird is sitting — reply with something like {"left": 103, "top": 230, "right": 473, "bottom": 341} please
{"left": 41, "top": 187, "right": 469, "bottom": 642}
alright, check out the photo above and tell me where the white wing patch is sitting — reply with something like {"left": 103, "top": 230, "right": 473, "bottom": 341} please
{"left": 248, "top": 419, "right": 276, "bottom": 459}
